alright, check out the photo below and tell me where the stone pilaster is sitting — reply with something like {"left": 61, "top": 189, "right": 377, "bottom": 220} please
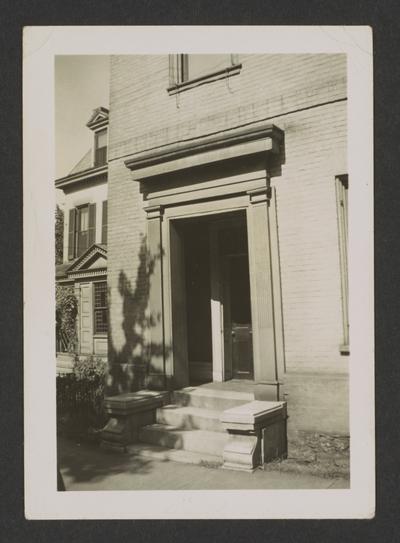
{"left": 145, "top": 205, "right": 166, "bottom": 389}
{"left": 246, "top": 185, "right": 283, "bottom": 390}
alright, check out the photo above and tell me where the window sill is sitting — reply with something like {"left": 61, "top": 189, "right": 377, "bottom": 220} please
{"left": 167, "top": 63, "right": 242, "bottom": 95}
{"left": 93, "top": 333, "right": 107, "bottom": 339}
{"left": 340, "top": 344, "right": 350, "bottom": 355}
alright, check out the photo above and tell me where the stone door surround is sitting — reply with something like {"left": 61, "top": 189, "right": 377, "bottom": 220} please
{"left": 125, "top": 121, "right": 285, "bottom": 393}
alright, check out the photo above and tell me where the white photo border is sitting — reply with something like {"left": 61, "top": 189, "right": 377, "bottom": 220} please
{"left": 23, "top": 25, "right": 374, "bottom": 519}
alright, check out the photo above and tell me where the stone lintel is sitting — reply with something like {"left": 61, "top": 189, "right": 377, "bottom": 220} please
{"left": 125, "top": 123, "right": 283, "bottom": 181}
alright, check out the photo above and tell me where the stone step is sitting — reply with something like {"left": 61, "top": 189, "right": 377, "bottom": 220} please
{"left": 156, "top": 404, "right": 225, "bottom": 432}
{"left": 172, "top": 386, "right": 253, "bottom": 411}
{"left": 139, "top": 424, "right": 229, "bottom": 457}
{"left": 128, "top": 442, "right": 222, "bottom": 468}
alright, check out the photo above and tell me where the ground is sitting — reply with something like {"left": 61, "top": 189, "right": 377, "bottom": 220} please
{"left": 58, "top": 436, "right": 349, "bottom": 491}
{"left": 267, "top": 431, "right": 350, "bottom": 479}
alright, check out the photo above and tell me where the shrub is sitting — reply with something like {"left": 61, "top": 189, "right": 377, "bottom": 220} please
{"left": 73, "top": 355, "right": 107, "bottom": 381}
{"left": 56, "top": 285, "right": 78, "bottom": 353}
{"left": 57, "top": 356, "right": 108, "bottom": 439}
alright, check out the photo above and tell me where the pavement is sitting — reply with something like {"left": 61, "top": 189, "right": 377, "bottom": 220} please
{"left": 58, "top": 437, "right": 349, "bottom": 491}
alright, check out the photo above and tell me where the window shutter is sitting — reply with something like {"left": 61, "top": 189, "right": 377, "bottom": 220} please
{"left": 101, "top": 200, "right": 108, "bottom": 244}
{"left": 88, "top": 203, "right": 96, "bottom": 247}
{"left": 68, "top": 208, "right": 76, "bottom": 260}
{"left": 168, "top": 55, "right": 176, "bottom": 86}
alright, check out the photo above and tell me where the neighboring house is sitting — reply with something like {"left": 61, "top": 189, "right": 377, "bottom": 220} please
{"left": 104, "top": 54, "right": 349, "bottom": 440}
{"left": 55, "top": 107, "right": 109, "bottom": 371}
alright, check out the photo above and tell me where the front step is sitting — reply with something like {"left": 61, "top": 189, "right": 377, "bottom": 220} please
{"left": 139, "top": 424, "right": 229, "bottom": 457}
{"left": 172, "top": 386, "right": 253, "bottom": 411}
{"left": 128, "top": 443, "right": 222, "bottom": 467}
{"left": 136, "top": 385, "right": 256, "bottom": 465}
{"left": 156, "top": 405, "right": 224, "bottom": 432}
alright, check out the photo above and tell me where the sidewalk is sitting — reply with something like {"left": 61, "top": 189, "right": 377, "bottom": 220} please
{"left": 58, "top": 437, "right": 349, "bottom": 491}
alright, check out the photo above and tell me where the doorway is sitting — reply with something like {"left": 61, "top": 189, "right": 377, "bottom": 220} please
{"left": 171, "top": 211, "right": 254, "bottom": 385}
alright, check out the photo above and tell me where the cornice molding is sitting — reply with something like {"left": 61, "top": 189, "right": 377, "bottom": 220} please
{"left": 125, "top": 122, "right": 284, "bottom": 179}
{"left": 55, "top": 165, "right": 108, "bottom": 189}
{"left": 67, "top": 268, "right": 107, "bottom": 280}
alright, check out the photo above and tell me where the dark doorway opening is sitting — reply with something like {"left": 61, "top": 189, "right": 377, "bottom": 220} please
{"left": 219, "top": 216, "right": 254, "bottom": 380}
{"left": 183, "top": 221, "right": 213, "bottom": 384}
{"left": 176, "top": 211, "right": 254, "bottom": 385}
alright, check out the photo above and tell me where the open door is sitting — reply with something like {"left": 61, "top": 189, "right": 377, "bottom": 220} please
{"left": 223, "top": 254, "right": 254, "bottom": 379}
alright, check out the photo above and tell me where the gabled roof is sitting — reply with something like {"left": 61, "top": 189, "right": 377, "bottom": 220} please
{"left": 86, "top": 107, "right": 109, "bottom": 130}
{"left": 69, "top": 149, "right": 92, "bottom": 175}
{"left": 56, "top": 244, "right": 107, "bottom": 282}
{"left": 67, "top": 244, "right": 107, "bottom": 274}
{"left": 55, "top": 106, "right": 109, "bottom": 188}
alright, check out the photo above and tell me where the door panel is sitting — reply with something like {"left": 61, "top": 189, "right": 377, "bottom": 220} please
{"left": 224, "top": 254, "right": 254, "bottom": 379}
{"left": 232, "top": 325, "right": 253, "bottom": 378}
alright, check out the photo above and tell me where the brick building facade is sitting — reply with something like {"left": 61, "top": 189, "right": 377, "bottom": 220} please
{"left": 106, "top": 54, "right": 348, "bottom": 435}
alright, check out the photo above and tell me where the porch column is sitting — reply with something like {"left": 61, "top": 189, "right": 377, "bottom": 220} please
{"left": 145, "top": 205, "right": 166, "bottom": 389}
{"left": 246, "top": 186, "right": 283, "bottom": 386}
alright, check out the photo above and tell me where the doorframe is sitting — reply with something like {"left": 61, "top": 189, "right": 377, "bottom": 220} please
{"left": 163, "top": 198, "right": 249, "bottom": 387}
{"left": 144, "top": 184, "right": 285, "bottom": 391}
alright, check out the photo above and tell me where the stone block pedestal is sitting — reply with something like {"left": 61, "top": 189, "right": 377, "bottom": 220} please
{"left": 220, "top": 400, "right": 287, "bottom": 471}
{"left": 100, "top": 390, "right": 169, "bottom": 452}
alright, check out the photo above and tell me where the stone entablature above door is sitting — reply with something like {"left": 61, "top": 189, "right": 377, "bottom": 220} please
{"left": 125, "top": 122, "right": 284, "bottom": 182}
{"left": 123, "top": 120, "right": 285, "bottom": 394}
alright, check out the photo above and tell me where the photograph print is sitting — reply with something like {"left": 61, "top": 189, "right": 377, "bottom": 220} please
{"left": 24, "top": 26, "right": 374, "bottom": 519}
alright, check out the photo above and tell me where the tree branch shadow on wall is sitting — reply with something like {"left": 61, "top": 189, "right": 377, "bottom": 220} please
{"left": 107, "top": 234, "right": 169, "bottom": 394}
{"left": 58, "top": 235, "right": 174, "bottom": 487}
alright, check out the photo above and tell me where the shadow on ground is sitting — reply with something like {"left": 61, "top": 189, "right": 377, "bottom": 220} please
{"left": 58, "top": 436, "right": 161, "bottom": 486}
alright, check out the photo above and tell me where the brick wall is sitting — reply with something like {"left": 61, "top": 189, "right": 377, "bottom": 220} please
{"left": 273, "top": 101, "right": 348, "bottom": 373}
{"left": 108, "top": 54, "right": 345, "bottom": 160}
{"left": 107, "top": 54, "right": 348, "bottom": 395}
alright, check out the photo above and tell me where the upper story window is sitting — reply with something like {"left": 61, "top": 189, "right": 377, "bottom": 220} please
{"left": 94, "top": 128, "right": 107, "bottom": 167}
{"left": 168, "top": 54, "right": 241, "bottom": 94}
{"left": 77, "top": 205, "right": 90, "bottom": 256}
{"left": 67, "top": 200, "right": 107, "bottom": 261}
{"left": 68, "top": 203, "right": 96, "bottom": 260}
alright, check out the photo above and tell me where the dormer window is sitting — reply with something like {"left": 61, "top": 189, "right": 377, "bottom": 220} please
{"left": 95, "top": 128, "right": 107, "bottom": 167}
{"left": 86, "top": 106, "right": 109, "bottom": 167}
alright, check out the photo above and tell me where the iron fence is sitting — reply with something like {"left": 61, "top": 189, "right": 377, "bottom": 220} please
{"left": 56, "top": 372, "right": 107, "bottom": 434}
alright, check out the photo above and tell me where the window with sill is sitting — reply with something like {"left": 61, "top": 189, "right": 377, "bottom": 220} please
{"left": 168, "top": 54, "right": 241, "bottom": 93}
{"left": 68, "top": 203, "right": 96, "bottom": 260}
{"left": 94, "top": 128, "right": 107, "bottom": 167}
{"left": 93, "top": 281, "right": 108, "bottom": 334}
{"left": 336, "top": 174, "right": 349, "bottom": 354}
